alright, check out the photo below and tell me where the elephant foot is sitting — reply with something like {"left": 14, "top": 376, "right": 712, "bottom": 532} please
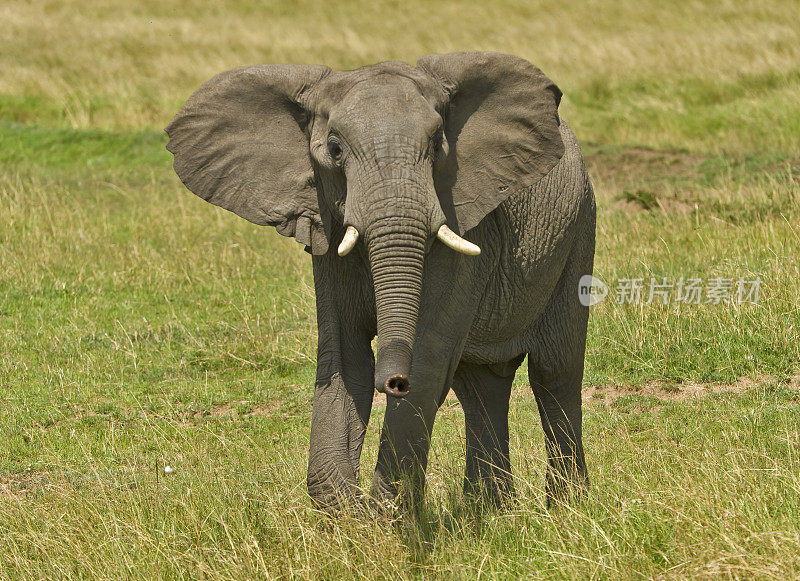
{"left": 308, "top": 480, "right": 391, "bottom": 518}
{"left": 544, "top": 466, "right": 589, "bottom": 509}
{"left": 463, "top": 473, "right": 516, "bottom": 509}
{"left": 369, "top": 469, "right": 427, "bottom": 517}
{"left": 307, "top": 485, "right": 358, "bottom": 514}
{"left": 306, "top": 464, "right": 363, "bottom": 514}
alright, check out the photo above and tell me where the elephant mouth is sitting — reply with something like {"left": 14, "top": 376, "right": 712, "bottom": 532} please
{"left": 382, "top": 373, "right": 410, "bottom": 398}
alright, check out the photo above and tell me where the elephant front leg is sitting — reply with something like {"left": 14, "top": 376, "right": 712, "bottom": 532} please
{"left": 307, "top": 340, "right": 375, "bottom": 510}
{"left": 369, "top": 391, "right": 441, "bottom": 511}
{"left": 369, "top": 337, "right": 463, "bottom": 511}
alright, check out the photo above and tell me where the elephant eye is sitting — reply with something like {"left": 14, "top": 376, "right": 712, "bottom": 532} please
{"left": 431, "top": 129, "right": 448, "bottom": 162}
{"left": 431, "top": 131, "right": 442, "bottom": 150}
{"left": 327, "top": 138, "right": 343, "bottom": 162}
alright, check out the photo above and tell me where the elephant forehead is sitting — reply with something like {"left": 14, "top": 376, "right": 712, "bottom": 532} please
{"left": 311, "top": 63, "right": 444, "bottom": 117}
{"left": 322, "top": 87, "right": 438, "bottom": 154}
{"left": 342, "top": 79, "right": 438, "bottom": 123}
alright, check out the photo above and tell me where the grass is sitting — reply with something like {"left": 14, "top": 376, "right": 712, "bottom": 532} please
{"left": 2, "top": 0, "right": 799, "bottom": 154}
{"left": 3, "top": 384, "right": 800, "bottom": 577}
{"left": 1, "top": 0, "right": 800, "bottom": 577}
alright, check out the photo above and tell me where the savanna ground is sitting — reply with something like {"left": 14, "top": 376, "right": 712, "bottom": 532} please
{"left": 1, "top": 0, "right": 799, "bottom": 578}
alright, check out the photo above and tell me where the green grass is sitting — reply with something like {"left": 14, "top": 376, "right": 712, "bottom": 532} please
{"left": 2, "top": 0, "right": 800, "bottom": 577}
{"left": 3, "top": 384, "right": 800, "bottom": 577}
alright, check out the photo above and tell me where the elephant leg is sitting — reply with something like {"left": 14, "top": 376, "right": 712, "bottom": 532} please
{"left": 528, "top": 357, "right": 588, "bottom": 506}
{"left": 307, "top": 337, "right": 375, "bottom": 510}
{"left": 528, "top": 233, "right": 593, "bottom": 506}
{"left": 369, "top": 343, "right": 460, "bottom": 511}
{"left": 369, "top": 385, "right": 443, "bottom": 511}
{"left": 452, "top": 357, "right": 522, "bottom": 505}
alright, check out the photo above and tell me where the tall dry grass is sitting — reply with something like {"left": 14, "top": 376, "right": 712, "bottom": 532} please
{"left": 2, "top": 0, "right": 799, "bottom": 154}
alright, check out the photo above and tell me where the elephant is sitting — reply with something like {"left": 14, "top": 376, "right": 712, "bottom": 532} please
{"left": 166, "top": 51, "right": 595, "bottom": 510}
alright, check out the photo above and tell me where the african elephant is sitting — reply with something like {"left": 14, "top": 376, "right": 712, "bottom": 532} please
{"left": 166, "top": 51, "right": 595, "bottom": 509}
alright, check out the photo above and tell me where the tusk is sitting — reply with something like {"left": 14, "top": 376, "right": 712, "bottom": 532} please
{"left": 337, "top": 225, "right": 359, "bottom": 256}
{"left": 437, "top": 225, "right": 481, "bottom": 256}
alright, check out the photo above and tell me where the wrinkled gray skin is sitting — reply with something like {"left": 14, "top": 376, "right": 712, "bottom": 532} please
{"left": 166, "top": 52, "right": 595, "bottom": 510}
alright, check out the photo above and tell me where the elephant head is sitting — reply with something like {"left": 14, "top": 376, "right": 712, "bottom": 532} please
{"left": 166, "top": 52, "right": 564, "bottom": 398}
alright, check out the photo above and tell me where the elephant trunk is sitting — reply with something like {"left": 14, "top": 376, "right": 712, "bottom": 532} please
{"left": 367, "top": 216, "right": 427, "bottom": 398}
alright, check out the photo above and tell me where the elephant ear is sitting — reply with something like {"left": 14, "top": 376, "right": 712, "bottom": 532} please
{"left": 417, "top": 52, "right": 564, "bottom": 235}
{"left": 166, "top": 64, "right": 332, "bottom": 254}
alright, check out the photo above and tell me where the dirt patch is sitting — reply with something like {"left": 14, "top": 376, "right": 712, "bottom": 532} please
{"left": 586, "top": 147, "right": 706, "bottom": 187}
{"left": 586, "top": 146, "right": 800, "bottom": 215}
{"left": 614, "top": 191, "right": 698, "bottom": 215}
{"left": 0, "top": 470, "right": 54, "bottom": 497}
{"left": 585, "top": 147, "right": 708, "bottom": 216}
{"left": 580, "top": 376, "right": 766, "bottom": 405}
{"left": 372, "top": 376, "right": 780, "bottom": 410}
{"left": 27, "top": 401, "right": 283, "bottom": 430}
{"left": 190, "top": 401, "right": 279, "bottom": 419}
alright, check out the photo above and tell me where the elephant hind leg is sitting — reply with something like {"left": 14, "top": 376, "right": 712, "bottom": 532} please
{"left": 528, "top": 235, "right": 593, "bottom": 506}
{"left": 528, "top": 354, "right": 588, "bottom": 507}
{"left": 452, "top": 357, "right": 523, "bottom": 505}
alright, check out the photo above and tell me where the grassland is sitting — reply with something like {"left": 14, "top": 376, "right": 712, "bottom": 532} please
{"left": 1, "top": 0, "right": 799, "bottom": 578}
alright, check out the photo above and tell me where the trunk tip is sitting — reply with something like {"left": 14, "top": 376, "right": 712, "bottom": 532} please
{"left": 381, "top": 374, "right": 410, "bottom": 398}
